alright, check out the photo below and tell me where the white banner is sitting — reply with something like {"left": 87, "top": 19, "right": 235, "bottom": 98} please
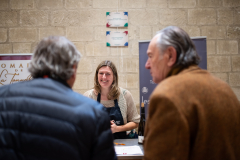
{"left": 0, "top": 59, "right": 32, "bottom": 86}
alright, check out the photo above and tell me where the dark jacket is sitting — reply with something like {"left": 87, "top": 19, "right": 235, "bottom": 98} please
{"left": 0, "top": 78, "right": 117, "bottom": 160}
{"left": 144, "top": 66, "right": 240, "bottom": 160}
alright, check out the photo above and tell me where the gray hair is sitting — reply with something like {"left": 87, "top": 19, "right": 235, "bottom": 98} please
{"left": 156, "top": 26, "right": 200, "bottom": 68}
{"left": 29, "top": 36, "right": 81, "bottom": 80}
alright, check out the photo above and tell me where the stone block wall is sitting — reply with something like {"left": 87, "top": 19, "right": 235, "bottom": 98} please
{"left": 0, "top": 0, "right": 240, "bottom": 103}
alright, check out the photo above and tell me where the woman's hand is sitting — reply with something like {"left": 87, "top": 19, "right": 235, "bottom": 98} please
{"left": 110, "top": 120, "right": 118, "bottom": 133}
{"left": 110, "top": 121, "right": 138, "bottom": 133}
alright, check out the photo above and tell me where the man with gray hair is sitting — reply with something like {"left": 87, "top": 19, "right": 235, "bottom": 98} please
{"left": 0, "top": 36, "right": 117, "bottom": 160}
{"left": 143, "top": 26, "right": 240, "bottom": 160}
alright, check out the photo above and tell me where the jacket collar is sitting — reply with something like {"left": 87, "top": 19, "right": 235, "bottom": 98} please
{"left": 56, "top": 78, "right": 71, "bottom": 88}
{"left": 166, "top": 65, "right": 200, "bottom": 78}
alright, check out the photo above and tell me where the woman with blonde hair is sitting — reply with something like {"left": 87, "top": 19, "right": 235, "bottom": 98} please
{"left": 84, "top": 60, "right": 140, "bottom": 139}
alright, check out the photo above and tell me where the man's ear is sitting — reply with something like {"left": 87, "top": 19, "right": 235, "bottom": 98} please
{"left": 166, "top": 46, "right": 177, "bottom": 67}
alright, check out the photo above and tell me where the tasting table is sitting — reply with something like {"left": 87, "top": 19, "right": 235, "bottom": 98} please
{"left": 114, "top": 139, "right": 144, "bottom": 160}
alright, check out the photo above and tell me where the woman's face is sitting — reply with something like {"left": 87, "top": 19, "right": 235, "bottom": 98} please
{"left": 98, "top": 66, "right": 114, "bottom": 90}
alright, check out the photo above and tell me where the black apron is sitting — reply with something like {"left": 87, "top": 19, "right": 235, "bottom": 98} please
{"left": 97, "top": 93, "right": 127, "bottom": 139}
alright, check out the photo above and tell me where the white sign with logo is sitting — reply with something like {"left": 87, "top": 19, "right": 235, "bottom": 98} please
{"left": 106, "top": 12, "right": 128, "bottom": 27}
{"left": 106, "top": 31, "right": 128, "bottom": 46}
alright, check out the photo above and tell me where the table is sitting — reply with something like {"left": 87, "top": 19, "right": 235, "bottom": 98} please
{"left": 114, "top": 139, "right": 144, "bottom": 160}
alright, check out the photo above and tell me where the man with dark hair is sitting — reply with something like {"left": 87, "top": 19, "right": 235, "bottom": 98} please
{"left": 143, "top": 26, "right": 240, "bottom": 160}
{"left": 0, "top": 36, "right": 117, "bottom": 160}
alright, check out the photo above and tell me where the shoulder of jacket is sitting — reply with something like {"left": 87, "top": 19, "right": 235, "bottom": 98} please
{"left": 119, "top": 87, "right": 128, "bottom": 95}
{"left": 84, "top": 89, "right": 94, "bottom": 96}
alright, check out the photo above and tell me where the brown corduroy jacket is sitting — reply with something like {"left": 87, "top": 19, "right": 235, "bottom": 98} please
{"left": 143, "top": 65, "right": 240, "bottom": 160}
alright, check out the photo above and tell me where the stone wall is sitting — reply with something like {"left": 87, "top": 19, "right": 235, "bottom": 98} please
{"left": 0, "top": 0, "right": 240, "bottom": 104}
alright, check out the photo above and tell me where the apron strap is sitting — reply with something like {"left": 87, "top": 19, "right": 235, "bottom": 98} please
{"left": 97, "top": 93, "right": 101, "bottom": 102}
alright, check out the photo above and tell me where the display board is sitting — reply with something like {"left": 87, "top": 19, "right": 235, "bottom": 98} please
{"left": 0, "top": 54, "right": 32, "bottom": 86}
{"left": 139, "top": 37, "right": 207, "bottom": 117}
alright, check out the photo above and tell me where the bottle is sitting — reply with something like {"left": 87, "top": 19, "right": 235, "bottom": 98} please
{"left": 138, "top": 102, "right": 145, "bottom": 144}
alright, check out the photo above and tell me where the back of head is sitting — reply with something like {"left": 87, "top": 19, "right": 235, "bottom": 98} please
{"left": 29, "top": 36, "right": 81, "bottom": 81}
{"left": 156, "top": 26, "right": 200, "bottom": 69}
